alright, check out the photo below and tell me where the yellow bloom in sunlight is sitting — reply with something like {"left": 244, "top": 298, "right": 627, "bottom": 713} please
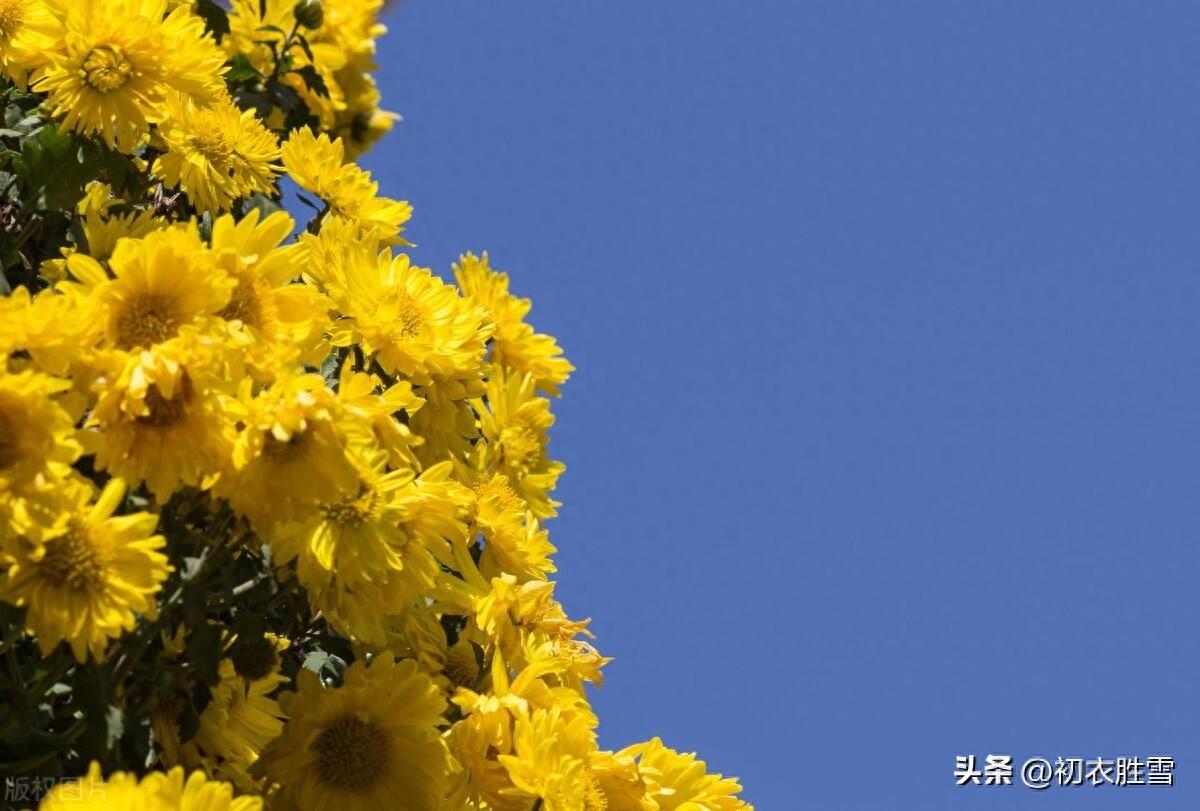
{"left": 218, "top": 371, "right": 360, "bottom": 528}
{"left": 34, "top": 0, "right": 226, "bottom": 150}
{"left": 193, "top": 653, "right": 287, "bottom": 791}
{"left": 317, "top": 0, "right": 387, "bottom": 61}
{"left": 256, "top": 657, "right": 449, "bottom": 811}
{"left": 65, "top": 222, "right": 233, "bottom": 353}
{"left": 336, "top": 363, "right": 424, "bottom": 468}
{"left": 154, "top": 94, "right": 281, "bottom": 213}
{"left": 409, "top": 381, "right": 479, "bottom": 466}
{"left": 39, "top": 762, "right": 262, "bottom": 810}
{"left": 458, "top": 453, "right": 558, "bottom": 583}
{"left": 86, "top": 331, "right": 237, "bottom": 500}
{"left": 0, "top": 285, "right": 98, "bottom": 376}
{"left": 328, "top": 245, "right": 493, "bottom": 392}
{"left": 617, "top": 738, "right": 753, "bottom": 811}
{"left": 0, "top": 0, "right": 59, "bottom": 82}
{"left": 456, "top": 251, "right": 574, "bottom": 396}
{"left": 0, "top": 479, "right": 168, "bottom": 661}
{"left": 210, "top": 209, "right": 330, "bottom": 376}
{"left": 281, "top": 127, "right": 412, "bottom": 244}
{"left": 477, "top": 370, "right": 565, "bottom": 519}
{"left": 289, "top": 459, "right": 470, "bottom": 645}
{"left": 588, "top": 750, "right": 657, "bottom": 811}
{"left": 498, "top": 706, "right": 600, "bottom": 811}
{"left": 0, "top": 367, "right": 81, "bottom": 494}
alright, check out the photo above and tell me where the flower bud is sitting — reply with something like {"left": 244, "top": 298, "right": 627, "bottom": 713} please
{"left": 293, "top": 0, "right": 323, "bottom": 29}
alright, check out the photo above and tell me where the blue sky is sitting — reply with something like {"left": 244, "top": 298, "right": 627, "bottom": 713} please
{"left": 362, "top": 2, "right": 1200, "bottom": 807}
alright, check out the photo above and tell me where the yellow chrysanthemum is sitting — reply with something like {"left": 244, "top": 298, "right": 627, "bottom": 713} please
{"left": 34, "top": 0, "right": 226, "bottom": 150}
{"left": 409, "top": 381, "right": 480, "bottom": 466}
{"left": 86, "top": 331, "right": 237, "bottom": 500}
{"left": 0, "top": 478, "right": 168, "bottom": 661}
{"left": 210, "top": 209, "right": 330, "bottom": 376}
{"left": 0, "top": 366, "right": 80, "bottom": 495}
{"left": 291, "top": 459, "right": 469, "bottom": 646}
{"left": 589, "top": 750, "right": 657, "bottom": 811}
{"left": 317, "top": 0, "right": 387, "bottom": 61}
{"left": 192, "top": 653, "right": 287, "bottom": 790}
{"left": 39, "top": 762, "right": 262, "bottom": 811}
{"left": 336, "top": 363, "right": 424, "bottom": 468}
{"left": 256, "top": 656, "right": 449, "bottom": 811}
{"left": 498, "top": 706, "right": 600, "bottom": 811}
{"left": 477, "top": 370, "right": 565, "bottom": 519}
{"left": 154, "top": 94, "right": 281, "bottom": 213}
{"left": 218, "top": 371, "right": 360, "bottom": 528}
{"left": 65, "top": 222, "right": 234, "bottom": 353}
{"left": 281, "top": 127, "right": 412, "bottom": 244}
{"left": 617, "top": 738, "right": 753, "bottom": 811}
{"left": 456, "top": 252, "right": 574, "bottom": 396}
{"left": 328, "top": 246, "right": 493, "bottom": 392}
{"left": 0, "top": 0, "right": 59, "bottom": 82}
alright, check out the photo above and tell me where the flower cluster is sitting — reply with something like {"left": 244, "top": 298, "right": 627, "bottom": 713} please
{"left": 0, "top": 1, "right": 752, "bottom": 809}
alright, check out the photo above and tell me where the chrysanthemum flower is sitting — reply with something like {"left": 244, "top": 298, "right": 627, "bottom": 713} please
{"left": 192, "top": 653, "right": 287, "bottom": 790}
{"left": 210, "top": 210, "right": 330, "bottom": 376}
{"left": 498, "top": 706, "right": 600, "bottom": 811}
{"left": 335, "top": 364, "right": 424, "bottom": 468}
{"left": 0, "top": 367, "right": 81, "bottom": 495}
{"left": 256, "top": 656, "right": 449, "bottom": 811}
{"left": 615, "top": 737, "right": 752, "bottom": 811}
{"left": 86, "top": 331, "right": 237, "bottom": 499}
{"left": 0, "top": 0, "right": 59, "bottom": 82}
{"left": 477, "top": 370, "right": 565, "bottom": 519}
{"left": 409, "top": 380, "right": 480, "bottom": 466}
{"left": 218, "top": 371, "right": 361, "bottom": 528}
{"left": 281, "top": 127, "right": 412, "bottom": 244}
{"left": 279, "top": 456, "right": 469, "bottom": 644}
{"left": 456, "top": 251, "right": 574, "bottom": 396}
{"left": 0, "top": 478, "right": 168, "bottom": 661}
{"left": 65, "top": 222, "right": 234, "bottom": 353}
{"left": 457, "top": 453, "right": 558, "bottom": 583}
{"left": 34, "top": 0, "right": 226, "bottom": 151}
{"left": 328, "top": 246, "right": 493, "bottom": 392}
{"left": 39, "top": 761, "right": 262, "bottom": 811}
{"left": 154, "top": 94, "right": 281, "bottom": 214}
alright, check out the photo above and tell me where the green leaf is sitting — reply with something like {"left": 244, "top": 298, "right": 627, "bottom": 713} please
{"left": 293, "top": 64, "right": 329, "bottom": 98}
{"left": 225, "top": 52, "right": 261, "bottom": 84}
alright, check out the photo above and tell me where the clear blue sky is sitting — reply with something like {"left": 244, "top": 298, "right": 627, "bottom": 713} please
{"left": 363, "top": 2, "right": 1200, "bottom": 807}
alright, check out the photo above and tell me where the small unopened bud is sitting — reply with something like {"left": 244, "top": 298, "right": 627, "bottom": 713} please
{"left": 293, "top": 0, "right": 323, "bottom": 29}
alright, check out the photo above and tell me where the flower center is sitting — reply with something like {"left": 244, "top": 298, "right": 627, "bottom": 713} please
{"left": 82, "top": 45, "right": 133, "bottom": 93}
{"left": 473, "top": 473, "right": 523, "bottom": 514}
{"left": 379, "top": 292, "right": 425, "bottom": 340}
{"left": 218, "top": 278, "right": 264, "bottom": 328}
{"left": 188, "top": 122, "right": 232, "bottom": 164}
{"left": 0, "top": 0, "right": 25, "bottom": 39}
{"left": 39, "top": 525, "right": 107, "bottom": 592}
{"left": 115, "top": 293, "right": 182, "bottom": 349}
{"left": 312, "top": 715, "right": 392, "bottom": 792}
{"left": 499, "top": 424, "right": 541, "bottom": 472}
{"left": 443, "top": 643, "right": 480, "bottom": 688}
{"left": 135, "top": 376, "right": 192, "bottom": 428}
{"left": 321, "top": 487, "right": 377, "bottom": 527}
